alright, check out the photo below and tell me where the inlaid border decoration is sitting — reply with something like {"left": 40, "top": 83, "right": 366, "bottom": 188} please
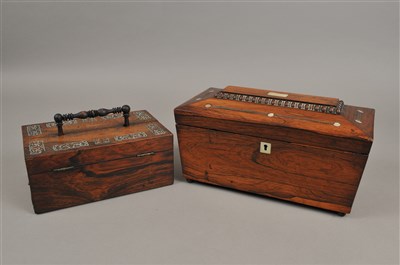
{"left": 93, "top": 138, "right": 110, "bottom": 145}
{"left": 52, "top": 140, "right": 89, "bottom": 152}
{"left": 135, "top": 111, "right": 152, "bottom": 121}
{"left": 81, "top": 117, "right": 97, "bottom": 123}
{"left": 215, "top": 91, "right": 344, "bottom": 115}
{"left": 147, "top": 123, "right": 167, "bottom": 135}
{"left": 27, "top": 124, "right": 42, "bottom": 136}
{"left": 29, "top": 140, "right": 46, "bottom": 155}
{"left": 101, "top": 113, "right": 123, "bottom": 120}
{"left": 46, "top": 119, "right": 78, "bottom": 128}
{"left": 114, "top": 132, "right": 147, "bottom": 142}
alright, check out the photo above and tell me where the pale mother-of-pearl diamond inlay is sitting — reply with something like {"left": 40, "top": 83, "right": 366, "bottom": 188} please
{"left": 29, "top": 140, "right": 46, "bottom": 155}
{"left": 52, "top": 140, "right": 89, "bottom": 152}
{"left": 27, "top": 124, "right": 42, "bottom": 136}
{"left": 114, "top": 132, "right": 147, "bottom": 142}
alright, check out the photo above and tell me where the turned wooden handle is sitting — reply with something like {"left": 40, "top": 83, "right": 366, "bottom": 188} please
{"left": 54, "top": 105, "right": 130, "bottom": 136}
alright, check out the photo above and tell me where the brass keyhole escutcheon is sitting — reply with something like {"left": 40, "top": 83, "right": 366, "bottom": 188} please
{"left": 260, "top": 142, "right": 271, "bottom": 154}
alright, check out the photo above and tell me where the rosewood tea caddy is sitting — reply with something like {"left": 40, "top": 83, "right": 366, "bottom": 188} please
{"left": 175, "top": 86, "right": 374, "bottom": 215}
{"left": 22, "top": 105, "right": 173, "bottom": 214}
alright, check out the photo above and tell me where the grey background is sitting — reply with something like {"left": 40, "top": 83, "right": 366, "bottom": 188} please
{"left": 2, "top": 1, "right": 399, "bottom": 264}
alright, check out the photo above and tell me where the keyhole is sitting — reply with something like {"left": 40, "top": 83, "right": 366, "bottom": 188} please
{"left": 260, "top": 142, "right": 271, "bottom": 154}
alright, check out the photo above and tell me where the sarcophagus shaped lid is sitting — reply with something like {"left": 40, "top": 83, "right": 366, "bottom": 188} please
{"left": 174, "top": 86, "right": 374, "bottom": 154}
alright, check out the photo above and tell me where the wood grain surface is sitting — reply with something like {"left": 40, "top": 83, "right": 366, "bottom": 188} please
{"left": 23, "top": 110, "right": 174, "bottom": 213}
{"left": 177, "top": 125, "right": 369, "bottom": 213}
{"left": 175, "top": 86, "right": 374, "bottom": 214}
{"left": 22, "top": 110, "right": 170, "bottom": 158}
{"left": 175, "top": 87, "right": 374, "bottom": 154}
{"left": 29, "top": 150, "right": 173, "bottom": 214}
{"left": 24, "top": 134, "right": 173, "bottom": 176}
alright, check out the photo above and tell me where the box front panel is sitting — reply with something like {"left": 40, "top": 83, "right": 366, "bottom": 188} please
{"left": 29, "top": 150, "right": 173, "bottom": 213}
{"left": 177, "top": 125, "right": 368, "bottom": 214}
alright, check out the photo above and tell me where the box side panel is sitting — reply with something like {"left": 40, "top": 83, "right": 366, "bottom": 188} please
{"left": 28, "top": 150, "right": 173, "bottom": 214}
{"left": 177, "top": 125, "right": 369, "bottom": 214}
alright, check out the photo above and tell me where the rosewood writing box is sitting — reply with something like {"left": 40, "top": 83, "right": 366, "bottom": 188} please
{"left": 22, "top": 105, "right": 173, "bottom": 214}
{"left": 175, "top": 86, "right": 374, "bottom": 215}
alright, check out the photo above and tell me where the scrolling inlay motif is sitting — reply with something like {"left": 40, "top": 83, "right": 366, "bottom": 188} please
{"left": 29, "top": 141, "right": 46, "bottom": 155}
{"left": 93, "top": 138, "right": 110, "bottom": 145}
{"left": 52, "top": 140, "right": 89, "bottom": 151}
{"left": 27, "top": 124, "right": 42, "bottom": 136}
{"left": 101, "top": 113, "right": 123, "bottom": 120}
{"left": 147, "top": 123, "right": 167, "bottom": 135}
{"left": 114, "top": 132, "right": 147, "bottom": 142}
{"left": 135, "top": 111, "right": 152, "bottom": 120}
{"left": 46, "top": 120, "right": 78, "bottom": 128}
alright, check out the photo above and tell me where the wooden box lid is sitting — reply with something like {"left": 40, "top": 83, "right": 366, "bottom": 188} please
{"left": 22, "top": 109, "right": 172, "bottom": 175}
{"left": 174, "top": 86, "right": 374, "bottom": 154}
